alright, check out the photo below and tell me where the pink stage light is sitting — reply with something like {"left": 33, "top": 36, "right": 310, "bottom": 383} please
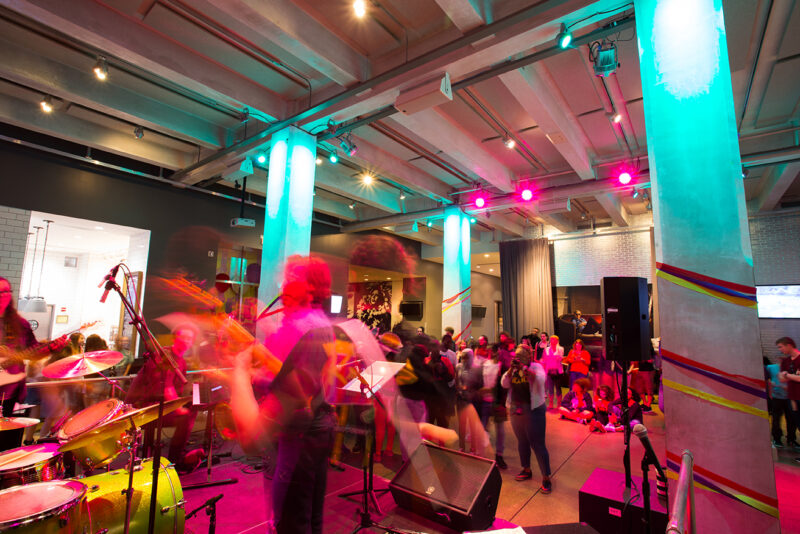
{"left": 521, "top": 189, "right": 533, "bottom": 201}
{"left": 618, "top": 171, "right": 632, "bottom": 185}
{"left": 475, "top": 197, "right": 486, "bottom": 208}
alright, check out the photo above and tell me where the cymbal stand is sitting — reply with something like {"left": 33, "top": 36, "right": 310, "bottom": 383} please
{"left": 123, "top": 418, "right": 141, "bottom": 534}
{"left": 95, "top": 369, "right": 127, "bottom": 397}
{"left": 102, "top": 264, "right": 186, "bottom": 534}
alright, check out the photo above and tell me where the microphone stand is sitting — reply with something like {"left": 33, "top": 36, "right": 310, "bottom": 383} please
{"left": 101, "top": 268, "right": 187, "bottom": 534}
{"left": 640, "top": 451, "right": 653, "bottom": 534}
{"left": 186, "top": 494, "right": 224, "bottom": 534}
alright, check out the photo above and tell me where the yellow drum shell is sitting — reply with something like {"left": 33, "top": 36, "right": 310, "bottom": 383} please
{"left": 79, "top": 457, "right": 184, "bottom": 534}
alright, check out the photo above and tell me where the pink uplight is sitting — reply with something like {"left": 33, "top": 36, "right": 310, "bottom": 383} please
{"left": 521, "top": 189, "right": 533, "bottom": 201}
{"left": 475, "top": 197, "right": 486, "bottom": 208}
{"left": 618, "top": 172, "right": 632, "bottom": 185}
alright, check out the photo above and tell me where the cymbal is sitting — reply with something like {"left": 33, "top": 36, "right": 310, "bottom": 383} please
{"left": 42, "top": 350, "right": 124, "bottom": 379}
{"left": 58, "top": 397, "right": 190, "bottom": 453}
{"left": 0, "top": 417, "right": 40, "bottom": 431}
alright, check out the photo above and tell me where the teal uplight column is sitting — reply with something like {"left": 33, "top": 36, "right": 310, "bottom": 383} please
{"left": 258, "top": 126, "right": 318, "bottom": 313}
{"left": 442, "top": 206, "right": 471, "bottom": 342}
{"left": 635, "top": 1, "right": 778, "bottom": 530}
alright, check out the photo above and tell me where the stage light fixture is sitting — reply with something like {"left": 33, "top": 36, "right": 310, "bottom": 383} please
{"left": 504, "top": 138, "right": 516, "bottom": 149}
{"left": 469, "top": 217, "right": 477, "bottom": 224}
{"left": 426, "top": 220, "right": 433, "bottom": 228}
{"left": 557, "top": 24, "right": 572, "bottom": 49}
{"left": 521, "top": 188, "right": 533, "bottom": 201}
{"left": 93, "top": 56, "right": 108, "bottom": 81}
{"left": 340, "top": 136, "right": 358, "bottom": 157}
{"left": 581, "top": 212, "right": 587, "bottom": 220}
{"left": 40, "top": 96, "right": 53, "bottom": 113}
{"left": 399, "top": 193, "right": 406, "bottom": 200}
{"left": 631, "top": 188, "right": 639, "bottom": 199}
{"left": 348, "top": 202, "right": 356, "bottom": 210}
{"left": 475, "top": 196, "right": 486, "bottom": 209}
{"left": 618, "top": 171, "right": 632, "bottom": 185}
{"left": 329, "top": 150, "right": 339, "bottom": 164}
{"left": 256, "top": 153, "right": 267, "bottom": 164}
{"left": 592, "top": 42, "right": 618, "bottom": 77}
{"left": 133, "top": 126, "right": 144, "bottom": 139}
{"left": 362, "top": 173, "right": 374, "bottom": 185}
{"left": 353, "top": 0, "right": 366, "bottom": 18}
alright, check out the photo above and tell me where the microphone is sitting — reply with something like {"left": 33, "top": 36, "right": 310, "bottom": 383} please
{"left": 206, "top": 494, "right": 224, "bottom": 507}
{"left": 633, "top": 423, "right": 668, "bottom": 501}
{"left": 99, "top": 263, "right": 120, "bottom": 304}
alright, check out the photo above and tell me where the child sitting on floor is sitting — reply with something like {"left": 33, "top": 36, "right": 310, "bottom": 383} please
{"left": 559, "top": 378, "right": 594, "bottom": 424}
{"left": 604, "top": 387, "right": 644, "bottom": 432}
{"left": 589, "top": 385, "right": 615, "bottom": 433}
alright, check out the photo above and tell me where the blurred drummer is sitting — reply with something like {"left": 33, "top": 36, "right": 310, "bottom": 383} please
{"left": 125, "top": 324, "right": 200, "bottom": 471}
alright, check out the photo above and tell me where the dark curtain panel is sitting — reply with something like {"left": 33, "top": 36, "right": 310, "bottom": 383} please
{"left": 500, "top": 238, "right": 554, "bottom": 340}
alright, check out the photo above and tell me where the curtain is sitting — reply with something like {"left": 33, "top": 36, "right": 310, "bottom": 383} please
{"left": 500, "top": 238, "right": 554, "bottom": 341}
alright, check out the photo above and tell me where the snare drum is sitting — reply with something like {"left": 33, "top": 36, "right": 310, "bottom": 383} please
{"left": 79, "top": 457, "right": 184, "bottom": 534}
{"left": 58, "top": 399, "right": 127, "bottom": 469}
{"left": 0, "top": 479, "right": 87, "bottom": 533}
{"left": 0, "top": 443, "right": 64, "bottom": 489}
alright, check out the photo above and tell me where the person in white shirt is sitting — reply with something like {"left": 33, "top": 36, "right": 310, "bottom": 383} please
{"left": 540, "top": 335, "right": 565, "bottom": 409}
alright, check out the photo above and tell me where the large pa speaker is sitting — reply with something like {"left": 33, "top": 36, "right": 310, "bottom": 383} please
{"left": 601, "top": 277, "right": 649, "bottom": 362}
{"left": 389, "top": 442, "right": 502, "bottom": 532}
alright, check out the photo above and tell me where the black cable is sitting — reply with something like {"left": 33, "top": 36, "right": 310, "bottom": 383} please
{"left": 566, "top": 3, "right": 634, "bottom": 30}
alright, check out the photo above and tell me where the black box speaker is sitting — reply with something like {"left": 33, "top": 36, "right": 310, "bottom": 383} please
{"left": 579, "top": 468, "right": 668, "bottom": 534}
{"left": 389, "top": 442, "right": 502, "bottom": 532}
{"left": 601, "top": 277, "right": 649, "bottom": 361}
{"left": 472, "top": 305, "right": 487, "bottom": 319}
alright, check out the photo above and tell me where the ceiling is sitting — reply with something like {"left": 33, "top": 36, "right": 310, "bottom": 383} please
{"left": 27, "top": 212, "right": 148, "bottom": 254}
{"left": 0, "top": 0, "right": 798, "bottom": 253}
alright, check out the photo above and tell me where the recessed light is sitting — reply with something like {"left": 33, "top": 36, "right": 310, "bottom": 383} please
{"left": 484, "top": 253, "right": 489, "bottom": 258}
{"left": 476, "top": 265, "right": 481, "bottom": 268}
{"left": 386, "top": 277, "right": 391, "bottom": 280}
{"left": 489, "top": 268, "right": 494, "bottom": 272}
{"left": 315, "top": 157, "right": 323, "bottom": 165}
{"left": 95, "top": 226, "right": 103, "bottom": 230}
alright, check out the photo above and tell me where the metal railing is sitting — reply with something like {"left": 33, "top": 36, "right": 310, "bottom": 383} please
{"left": 666, "top": 450, "right": 695, "bottom": 534}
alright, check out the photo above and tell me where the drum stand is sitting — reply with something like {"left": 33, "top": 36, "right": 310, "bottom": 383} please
{"left": 122, "top": 419, "right": 141, "bottom": 534}
{"left": 183, "top": 402, "right": 237, "bottom": 490}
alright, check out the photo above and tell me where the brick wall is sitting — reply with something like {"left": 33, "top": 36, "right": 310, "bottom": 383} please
{"left": 0, "top": 205, "right": 31, "bottom": 299}
{"left": 552, "top": 229, "right": 652, "bottom": 287}
{"left": 749, "top": 210, "right": 800, "bottom": 360}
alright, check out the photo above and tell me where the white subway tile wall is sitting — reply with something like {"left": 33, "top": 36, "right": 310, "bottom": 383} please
{"left": 553, "top": 230, "right": 652, "bottom": 287}
{"left": 0, "top": 205, "right": 32, "bottom": 299}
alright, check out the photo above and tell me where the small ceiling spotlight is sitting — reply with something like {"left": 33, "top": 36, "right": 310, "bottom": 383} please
{"left": 612, "top": 112, "right": 623, "bottom": 123}
{"left": 329, "top": 150, "right": 339, "bottom": 164}
{"left": 504, "top": 137, "right": 516, "bottom": 149}
{"left": 339, "top": 134, "right": 358, "bottom": 157}
{"left": 353, "top": 0, "right": 367, "bottom": 18}
{"left": 93, "top": 56, "right": 108, "bottom": 81}
{"left": 411, "top": 221, "right": 419, "bottom": 232}
{"left": 315, "top": 157, "right": 323, "bottom": 165}
{"left": 256, "top": 153, "right": 267, "bottom": 164}
{"left": 646, "top": 201, "right": 652, "bottom": 211}
{"left": 618, "top": 171, "right": 632, "bottom": 185}
{"left": 133, "top": 126, "right": 144, "bottom": 139}
{"left": 399, "top": 193, "right": 406, "bottom": 200}
{"left": 40, "top": 95, "right": 53, "bottom": 113}
{"left": 521, "top": 188, "right": 533, "bottom": 201}
{"left": 348, "top": 202, "right": 356, "bottom": 210}
{"left": 581, "top": 212, "right": 587, "bottom": 220}
{"left": 631, "top": 188, "right": 639, "bottom": 199}
{"left": 469, "top": 217, "right": 477, "bottom": 224}
{"left": 475, "top": 196, "right": 486, "bottom": 209}
{"left": 426, "top": 220, "right": 433, "bottom": 228}
{"left": 556, "top": 23, "right": 572, "bottom": 49}
{"left": 361, "top": 173, "right": 374, "bottom": 185}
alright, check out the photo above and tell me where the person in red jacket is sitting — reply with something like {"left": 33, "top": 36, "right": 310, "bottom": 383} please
{"left": 564, "top": 339, "right": 591, "bottom": 388}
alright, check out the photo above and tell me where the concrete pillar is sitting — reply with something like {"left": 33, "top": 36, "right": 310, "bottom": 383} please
{"left": 635, "top": 0, "right": 778, "bottom": 530}
{"left": 442, "top": 206, "right": 471, "bottom": 342}
{"left": 257, "top": 126, "right": 317, "bottom": 309}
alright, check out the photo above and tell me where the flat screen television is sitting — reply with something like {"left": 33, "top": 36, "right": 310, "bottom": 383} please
{"left": 756, "top": 285, "right": 800, "bottom": 318}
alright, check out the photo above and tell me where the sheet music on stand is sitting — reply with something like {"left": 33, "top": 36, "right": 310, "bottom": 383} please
{"left": 340, "top": 361, "right": 405, "bottom": 399}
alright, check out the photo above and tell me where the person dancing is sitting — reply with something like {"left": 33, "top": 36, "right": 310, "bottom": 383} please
{"left": 231, "top": 256, "right": 337, "bottom": 534}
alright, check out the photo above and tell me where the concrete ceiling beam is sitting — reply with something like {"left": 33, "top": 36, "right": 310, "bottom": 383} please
{"left": 188, "top": 0, "right": 367, "bottom": 87}
{"left": 594, "top": 192, "right": 630, "bottom": 227}
{"left": 751, "top": 162, "right": 800, "bottom": 212}
{"left": 392, "top": 108, "right": 514, "bottom": 193}
{"left": 0, "top": 0, "right": 287, "bottom": 120}
{"left": 0, "top": 92, "right": 193, "bottom": 169}
{"left": 433, "top": 0, "right": 485, "bottom": 33}
{"left": 0, "top": 37, "right": 225, "bottom": 149}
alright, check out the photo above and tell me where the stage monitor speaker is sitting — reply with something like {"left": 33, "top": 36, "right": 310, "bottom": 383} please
{"left": 389, "top": 442, "right": 502, "bottom": 532}
{"left": 601, "top": 277, "right": 649, "bottom": 362}
{"left": 579, "top": 468, "right": 668, "bottom": 534}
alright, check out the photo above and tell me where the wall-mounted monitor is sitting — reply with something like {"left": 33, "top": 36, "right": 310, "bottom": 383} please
{"left": 330, "top": 294, "right": 343, "bottom": 314}
{"left": 472, "top": 305, "right": 487, "bottom": 319}
{"left": 399, "top": 301, "right": 423, "bottom": 320}
{"left": 756, "top": 286, "right": 800, "bottom": 319}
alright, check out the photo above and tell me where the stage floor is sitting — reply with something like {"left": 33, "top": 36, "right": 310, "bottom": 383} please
{"left": 175, "top": 406, "right": 800, "bottom": 534}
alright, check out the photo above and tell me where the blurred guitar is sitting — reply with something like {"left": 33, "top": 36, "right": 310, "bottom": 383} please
{"left": 0, "top": 321, "right": 98, "bottom": 387}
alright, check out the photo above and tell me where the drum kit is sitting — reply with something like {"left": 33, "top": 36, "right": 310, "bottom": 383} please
{"left": 0, "top": 349, "right": 188, "bottom": 534}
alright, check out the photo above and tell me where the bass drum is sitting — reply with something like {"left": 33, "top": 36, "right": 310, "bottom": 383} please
{"left": 0, "top": 479, "right": 87, "bottom": 533}
{"left": 0, "top": 443, "right": 64, "bottom": 489}
{"left": 79, "top": 457, "right": 184, "bottom": 534}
